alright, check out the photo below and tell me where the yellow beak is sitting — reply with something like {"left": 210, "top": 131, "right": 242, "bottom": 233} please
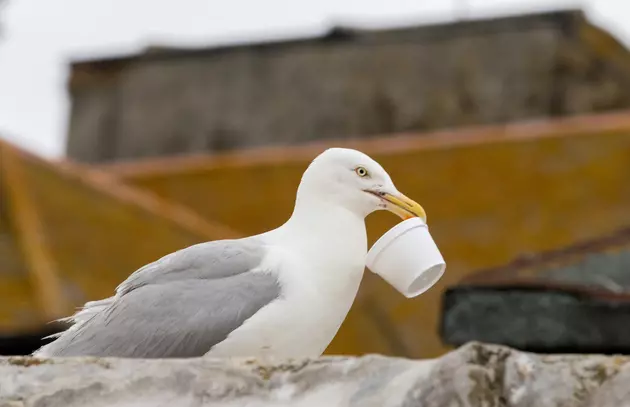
{"left": 381, "top": 192, "right": 427, "bottom": 222}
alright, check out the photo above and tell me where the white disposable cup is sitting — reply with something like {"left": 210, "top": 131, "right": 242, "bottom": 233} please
{"left": 366, "top": 217, "right": 446, "bottom": 298}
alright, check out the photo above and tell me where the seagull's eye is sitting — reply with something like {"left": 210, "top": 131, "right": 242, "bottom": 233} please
{"left": 355, "top": 166, "right": 369, "bottom": 177}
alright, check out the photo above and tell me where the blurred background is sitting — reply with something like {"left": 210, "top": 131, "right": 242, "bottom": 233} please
{"left": 1, "top": 0, "right": 630, "bottom": 358}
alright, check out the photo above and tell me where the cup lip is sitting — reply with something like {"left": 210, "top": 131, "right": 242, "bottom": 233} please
{"left": 366, "top": 217, "right": 428, "bottom": 270}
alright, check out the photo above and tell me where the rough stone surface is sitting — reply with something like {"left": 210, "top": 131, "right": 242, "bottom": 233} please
{"left": 1, "top": 342, "right": 629, "bottom": 406}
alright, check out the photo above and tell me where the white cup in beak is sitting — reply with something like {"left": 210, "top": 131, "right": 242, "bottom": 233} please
{"left": 366, "top": 217, "right": 446, "bottom": 298}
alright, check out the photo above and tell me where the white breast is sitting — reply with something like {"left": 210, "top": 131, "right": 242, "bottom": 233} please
{"left": 207, "top": 235, "right": 366, "bottom": 358}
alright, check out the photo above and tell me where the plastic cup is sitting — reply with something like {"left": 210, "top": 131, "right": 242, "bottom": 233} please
{"left": 366, "top": 217, "right": 446, "bottom": 298}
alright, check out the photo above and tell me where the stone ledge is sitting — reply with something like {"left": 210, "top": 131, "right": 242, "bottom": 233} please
{"left": 1, "top": 342, "right": 629, "bottom": 406}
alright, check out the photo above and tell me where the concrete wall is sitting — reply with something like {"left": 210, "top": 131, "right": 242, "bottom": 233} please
{"left": 106, "top": 112, "right": 630, "bottom": 358}
{"left": 66, "top": 10, "right": 630, "bottom": 163}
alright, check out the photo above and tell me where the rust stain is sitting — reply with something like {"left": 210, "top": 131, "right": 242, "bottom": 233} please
{"left": 7, "top": 356, "right": 52, "bottom": 367}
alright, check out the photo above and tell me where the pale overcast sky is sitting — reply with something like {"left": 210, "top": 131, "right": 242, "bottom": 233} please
{"left": 0, "top": 0, "right": 628, "bottom": 158}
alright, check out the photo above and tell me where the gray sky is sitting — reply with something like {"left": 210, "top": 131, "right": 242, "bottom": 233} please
{"left": 0, "top": 0, "right": 628, "bottom": 158}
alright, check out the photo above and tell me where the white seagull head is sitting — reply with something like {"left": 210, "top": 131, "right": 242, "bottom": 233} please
{"left": 296, "top": 148, "right": 426, "bottom": 221}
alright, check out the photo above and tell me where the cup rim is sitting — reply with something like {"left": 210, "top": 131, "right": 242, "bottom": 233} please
{"left": 366, "top": 217, "right": 427, "bottom": 269}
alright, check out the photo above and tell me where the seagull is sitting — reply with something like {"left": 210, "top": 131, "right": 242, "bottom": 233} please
{"left": 34, "top": 148, "right": 426, "bottom": 359}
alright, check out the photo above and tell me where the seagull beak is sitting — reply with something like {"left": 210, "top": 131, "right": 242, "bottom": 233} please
{"left": 375, "top": 191, "right": 427, "bottom": 222}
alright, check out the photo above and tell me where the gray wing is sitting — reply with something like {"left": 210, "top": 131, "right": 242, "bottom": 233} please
{"left": 34, "top": 238, "right": 281, "bottom": 358}
{"left": 117, "top": 238, "right": 268, "bottom": 295}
